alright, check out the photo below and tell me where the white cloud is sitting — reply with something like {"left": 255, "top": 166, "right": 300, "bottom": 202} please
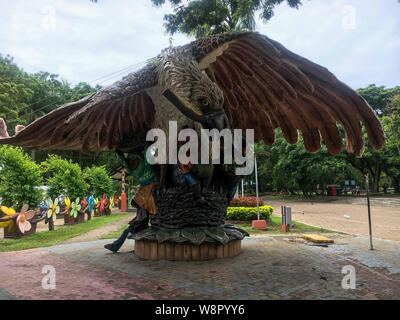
{"left": 256, "top": 0, "right": 400, "bottom": 88}
{"left": 0, "top": 0, "right": 398, "bottom": 89}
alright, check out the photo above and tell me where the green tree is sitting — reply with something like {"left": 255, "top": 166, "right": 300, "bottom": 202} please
{"left": 0, "top": 54, "right": 107, "bottom": 169}
{"left": 255, "top": 131, "right": 360, "bottom": 195}
{"left": 151, "top": 0, "right": 304, "bottom": 38}
{"left": 348, "top": 85, "right": 400, "bottom": 193}
{"left": 0, "top": 145, "right": 44, "bottom": 209}
{"left": 380, "top": 94, "right": 400, "bottom": 193}
{"left": 83, "top": 166, "right": 113, "bottom": 199}
{"left": 0, "top": 55, "right": 36, "bottom": 133}
{"left": 357, "top": 84, "right": 400, "bottom": 116}
{"left": 41, "top": 155, "right": 88, "bottom": 200}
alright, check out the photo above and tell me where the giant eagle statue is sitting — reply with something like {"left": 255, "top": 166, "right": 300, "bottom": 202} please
{"left": 0, "top": 32, "right": 386, "bottom": 260}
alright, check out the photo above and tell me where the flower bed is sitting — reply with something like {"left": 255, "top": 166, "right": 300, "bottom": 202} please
{"left": 229, "top": 196, "right": 264, "bottom": 207}
{"left": 226, "top": 205, "right": 274, "bottom": 221}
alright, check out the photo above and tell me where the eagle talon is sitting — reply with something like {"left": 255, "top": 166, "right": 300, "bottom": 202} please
{"left": 152, "top": 184, "right": 167, "bottom": 197}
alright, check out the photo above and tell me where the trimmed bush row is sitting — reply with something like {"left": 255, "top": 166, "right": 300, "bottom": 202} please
{"left": 226, "top": 205, "right": 274, "bottom": 221}
{"left": 229, "top": 196, "right": 264, "bottom": 207}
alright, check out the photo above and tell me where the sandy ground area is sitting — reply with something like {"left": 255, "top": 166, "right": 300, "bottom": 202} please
{"left": 264, "top": 196, "right": 400, "bottom": 241}
{"left": 1, "top": 197, "right": 399, "bottom": 242}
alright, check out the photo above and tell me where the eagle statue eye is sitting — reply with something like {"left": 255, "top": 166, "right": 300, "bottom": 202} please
{"left": 199, "top": 99, "right": 209, "bottom": 107}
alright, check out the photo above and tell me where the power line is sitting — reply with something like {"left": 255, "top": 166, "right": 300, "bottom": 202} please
{"left": 1, "top": 60, "right": 148, "bottom": 120}
{"left": 0, "top": 59, "right": 150, "bottom": 121}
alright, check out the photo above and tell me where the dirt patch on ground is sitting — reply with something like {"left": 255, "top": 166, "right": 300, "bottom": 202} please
{"left": 60, "top": 215, "right": 134, "bottom": 244}
{"left": 263, "top": 196, "right": 400, "bottom": 241}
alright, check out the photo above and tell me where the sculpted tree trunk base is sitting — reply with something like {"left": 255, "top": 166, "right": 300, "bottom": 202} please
{"left": 134, "top": 239, "right": 241, "bottom": 261}
{"left": 3, "top": 222, "right": 38, "bottom": 239}
{"left": 129, "top": 185, "right": 248, "bottom": 260}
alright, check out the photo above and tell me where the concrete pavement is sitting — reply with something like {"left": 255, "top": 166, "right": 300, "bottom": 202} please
{"left": 0, "top": 234, "right": 399, "bottom": 300}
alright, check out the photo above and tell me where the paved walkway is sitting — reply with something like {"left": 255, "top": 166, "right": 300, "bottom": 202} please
{"left": 0, "top": 234, "right": 399, "bottom": 300}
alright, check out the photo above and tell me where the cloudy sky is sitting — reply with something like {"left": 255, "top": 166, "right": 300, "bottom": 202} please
{"left": 0, "top": 0, "right": 399, "bottom": 90}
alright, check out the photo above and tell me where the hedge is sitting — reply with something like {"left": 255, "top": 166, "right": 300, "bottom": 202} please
{"left": 83, "top": 166, "right": 113, "bottom": 199}
{"left": 226, "top": 205, "right": 274, "bottom": 221}
{"left": 229, "top": 196, "right": 264, "bottom": 207}
{"left": 0, "top": 145, "right": 43, "bottom": 209}
{"left": 41, "top": 155, "right": 88, "bottom": 200}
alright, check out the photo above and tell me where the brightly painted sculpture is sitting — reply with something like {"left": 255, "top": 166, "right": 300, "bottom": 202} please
{"left": 63, "top": 197, "right": 73, "bottom": 225}
{"left": 84, "top": 195, "right": 96, "bottom": 220}
{"left": 64, "top": 197, "right": 72, "bottom": 214}
{"left": 46, "top": 199, "right": 60, "bottom": 231}
{"left": 109, "top": 196, "right": 114, "bottom": 210}
{"left": 71, "top": 198, "right": 81, "bottom": 219}
{"left": 86, "top": 195, "right": 95, "bottom": 214}
{"left": 0, "top": 205, "right": 36, "bottom": 236}
{"left": 99, "top": 194, "right": 111, "bottom": 216}
{"left": 39, "top": 200, "right": 49, "bottom": 218}
{"left": 0, "top": 32, "right": 386, "bottom": 260}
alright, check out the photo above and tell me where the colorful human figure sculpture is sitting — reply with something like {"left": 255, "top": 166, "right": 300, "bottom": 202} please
{"left": 117, "top": 147, "right": 158, "bottom": 215}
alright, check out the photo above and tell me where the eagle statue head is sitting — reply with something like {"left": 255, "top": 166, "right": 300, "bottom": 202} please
{"left": 157, "top": 47, "right": 230, "bottom": 131}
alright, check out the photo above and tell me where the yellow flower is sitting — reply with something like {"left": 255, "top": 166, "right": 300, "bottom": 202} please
{"left": 0, "top": 206, "right": 15, "bottom": 231}
{"left": 47, "top": 199, "right": 60, "bottom": 222}
{"left": 1, "top": 205, "right": 35, "bottom": 234}
{"left": 65, "top": 197, "right": 72, "bottom": 215}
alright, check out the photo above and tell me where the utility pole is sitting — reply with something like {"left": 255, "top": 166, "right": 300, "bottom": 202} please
{"left": 366, "top": 173, "right": 374, "bottom": 250}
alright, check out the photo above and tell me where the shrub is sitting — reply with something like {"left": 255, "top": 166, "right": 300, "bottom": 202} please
{"left": 229, "top": 196, "right": 264, "bottom": 207}
{"left": 41, "top": 155, "right": 88, "bottom": 200}
{"left": 0, "top": 145, "right": 43, "bottom": 209}
{"left": 83, "top": 165, "right": 113, "bottom": 199}
{"left": 226, "top": 206, "right": 274, "bottom": 221}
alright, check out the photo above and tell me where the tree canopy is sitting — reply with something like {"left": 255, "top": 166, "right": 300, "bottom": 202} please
{"left": 0, "top": 54, "right": 121, "bottom": 172}
{"left": 0, "top": 145, "right": 44, "bottom": 208}
{"left": 151, "top": 0, "right": 303, "bottom": 38}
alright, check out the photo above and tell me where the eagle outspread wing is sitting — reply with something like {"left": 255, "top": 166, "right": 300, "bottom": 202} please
{"left": 187, "top": 32, "right": 385, "bottom": 156}
{"left": 0, "top": 32, "right": 385, "bottom": 156}
{"left": 0, "top": 65, "right": 157, "bottom": 153}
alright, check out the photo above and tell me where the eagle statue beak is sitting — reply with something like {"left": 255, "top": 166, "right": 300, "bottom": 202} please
{"left": 162, "top": 89, "right": 230, "bottom": 130}
{"left": 202, "top": 109, "right": 230, "bottom": 131}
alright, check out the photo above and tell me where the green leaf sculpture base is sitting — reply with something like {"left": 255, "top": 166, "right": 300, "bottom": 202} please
{"left": 130, "top": 225, "right": 248, "bottom": 261}
{"left": 129, "top": 224, "right": 249, "bottom": 245}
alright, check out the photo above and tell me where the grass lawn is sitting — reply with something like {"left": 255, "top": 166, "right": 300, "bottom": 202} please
{"left": 0, "top": 214, "right": 130, "bottom": 252}
{"left": 101, "top": 215, "right": 332, "bottom": 239}
{"left": 100, "top": 225, "right": 127, "bottom": 240}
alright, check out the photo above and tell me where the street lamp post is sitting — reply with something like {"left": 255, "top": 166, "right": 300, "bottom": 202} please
{"left": 255, "top": 156, "right": 260, "bottom": 221}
